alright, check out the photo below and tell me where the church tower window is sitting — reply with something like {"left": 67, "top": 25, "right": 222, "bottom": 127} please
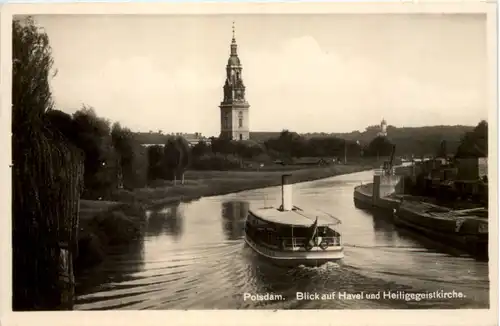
{"left": 238, "top": 111, "right": 243, "bottom": 128}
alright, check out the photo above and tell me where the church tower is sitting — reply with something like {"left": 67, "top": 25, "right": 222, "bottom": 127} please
{"left": 219, "top": 22, "right": 250, "bottom": 141}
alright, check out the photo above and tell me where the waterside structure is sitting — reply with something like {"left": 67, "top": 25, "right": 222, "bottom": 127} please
{"left": 353, "top": 158, "right": 489, "bottom": 258}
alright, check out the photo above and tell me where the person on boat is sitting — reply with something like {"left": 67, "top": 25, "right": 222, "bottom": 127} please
{"left": 304, "top": 217, "right": 318, "bottom": 251}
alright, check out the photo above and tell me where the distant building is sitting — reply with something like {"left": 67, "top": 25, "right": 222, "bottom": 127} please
{"left": 292, "top": 157, "right": 337, "bottom": 166}
{"left": 140, "top": 132, "right": 210, "bottom": 148}
{"left": 142, "top": 143, "right": 164, "bottom": 147}
{"left": 377, "top": 118, "right": 387, "bottom": 137}
{"left": 219, "top": 22, "right": 250, "bottom": 141}
{"left": 180, "top": 132, "right": 210, "bottom": 147}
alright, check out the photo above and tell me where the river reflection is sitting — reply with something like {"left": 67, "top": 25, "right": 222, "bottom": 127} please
{"left": 75, "top": 240, "right": 145, "bottom": 303}
{"left": 370, "top": 210, "right": 397, "bottom": 244}
{"left": 146, "top": 203, "right": 184, "bottom": 239}
{"left": 75, "top": 170, "right": 490, "bottom": 310}
{"left": 221, "top": 201, "right": 249, "bottom": 240}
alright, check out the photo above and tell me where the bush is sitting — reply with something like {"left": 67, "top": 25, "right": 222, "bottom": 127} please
{"left": 74, "top": 202, "right": 147, "bottom": 272}
{"left": 191, "top": 153, "right": 241, "bottom": 170}
{"left": 87, "top": 211, "right": 139, "bottom": 245}
{"left": 78, "top": 202, "right": 146, "bottom": 247}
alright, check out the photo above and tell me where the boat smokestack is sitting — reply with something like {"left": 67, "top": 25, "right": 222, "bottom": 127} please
{"left": 281, "top": 174, "right": 293, "bottom": 211}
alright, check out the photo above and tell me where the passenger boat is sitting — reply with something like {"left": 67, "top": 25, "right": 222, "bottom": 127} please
{"left": 244, "top": 174, "right": 344, "bottom": 267}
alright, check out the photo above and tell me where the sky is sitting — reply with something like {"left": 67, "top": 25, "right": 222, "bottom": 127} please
{"left": 33, "top": 14, "right": 488, "bottom": 136}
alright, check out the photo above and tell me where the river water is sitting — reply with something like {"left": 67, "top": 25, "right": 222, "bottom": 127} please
{"left": 75, "top": 170, "right": 489, "bottom": 310}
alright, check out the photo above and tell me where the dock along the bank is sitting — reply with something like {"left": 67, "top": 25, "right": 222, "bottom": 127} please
{"left": 352, "top": 166, "right": 489, "bottom": 259}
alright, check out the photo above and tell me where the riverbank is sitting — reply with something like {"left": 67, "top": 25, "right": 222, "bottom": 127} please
{"left": 75, "top": 201, "right": 148, "bottom": 272}
{"left": 112, "top": 164, "right": 373, "bottom": 208}
{"left": 75, "top": 164, "right": 372, "bottom": 272}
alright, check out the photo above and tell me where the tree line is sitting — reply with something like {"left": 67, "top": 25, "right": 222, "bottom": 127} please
{"left": 44, "top": 115, "right": 400, "bottom": 196}
{"left": 46, "top": 107, "right": 192, "bottom": 199}
{"left": 147, "top": 121, "right": 487, "bottom": 174}
{"left": 184, "top": 129, "right": 396, "bottom": 171}
{"left": 320, "top": 124, "right": 476, "bottom": 157}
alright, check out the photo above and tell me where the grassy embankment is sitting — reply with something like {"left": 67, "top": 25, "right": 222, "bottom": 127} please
{"left": 75, "top": 164, "right": 373, "bottom": 271}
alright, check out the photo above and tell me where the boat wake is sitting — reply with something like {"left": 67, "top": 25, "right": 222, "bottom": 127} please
{"left": 295, "top": 261, "right": 342, "bottom": 272}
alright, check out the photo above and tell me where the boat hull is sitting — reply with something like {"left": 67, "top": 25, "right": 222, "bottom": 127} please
{"left": 353, "top": 185, "right": 373, "bottom": 209}
{"left": 395, "top": 202, "right": 488, "bottom": 258}
{"left": 244, "top": 234, "right": 344, "bottom": 267}
{"left": 353, "top": 184, "right": 401, "bottom": 212}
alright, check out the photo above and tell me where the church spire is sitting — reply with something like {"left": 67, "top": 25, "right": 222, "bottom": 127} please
{"left": 230, "top": 21, "right": 238, "bottom": 56}
{"left": 232, "top": 21, "right": 236, "bottom": 42}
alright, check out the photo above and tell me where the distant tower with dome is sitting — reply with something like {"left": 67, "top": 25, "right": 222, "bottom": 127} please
{"left": 219, "top": 22, "right": 250, "bottom": 141}
{"left": 378, "top": 118, "right": 388, "bottom": 137}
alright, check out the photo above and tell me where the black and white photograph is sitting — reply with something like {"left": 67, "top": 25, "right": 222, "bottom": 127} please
{"left": 3, "top": 2, "right": 497, "bottom": 324}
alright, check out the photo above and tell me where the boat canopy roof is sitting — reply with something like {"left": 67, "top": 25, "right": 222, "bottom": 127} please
{"left": 249, "top": 207, "right": 341, "bottom": 227}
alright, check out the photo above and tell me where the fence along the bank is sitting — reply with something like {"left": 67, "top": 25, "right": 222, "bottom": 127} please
{"left": 12, "top": 122, "right": 84, "bottom": 310}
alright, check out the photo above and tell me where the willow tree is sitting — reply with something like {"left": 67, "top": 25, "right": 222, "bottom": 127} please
{"left": 12, "top": 17, "right": 84, "bottom": 310}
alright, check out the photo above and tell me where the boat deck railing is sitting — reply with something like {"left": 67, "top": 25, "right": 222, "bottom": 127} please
{"left": 280, "top": 236, "right": 342, "bottom": 247}
{"left": 374, "top": 168, "right": 396, "bottom": 176}
{"left": 248, "top": 234, "right": 343, "bottom": 253}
